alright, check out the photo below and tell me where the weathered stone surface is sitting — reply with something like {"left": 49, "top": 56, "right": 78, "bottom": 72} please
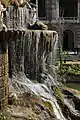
{"left": 60, "top": 88, "right": 80, "bottom": 120}
{"left": 0, "top": 32, "right": 8, "bottom": 109}
{"left": 24, "top": 30, "right": 57, "bottom": 80}
{"left": 7, "top": 30, "right": 57, "bottom": 81}
{"left": 7, "top": 93, "right": 56, "bottom": 120}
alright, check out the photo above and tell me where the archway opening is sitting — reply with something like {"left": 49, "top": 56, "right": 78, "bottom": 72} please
{"left": 63, "top": 30, "right": 74, "bottom": 51}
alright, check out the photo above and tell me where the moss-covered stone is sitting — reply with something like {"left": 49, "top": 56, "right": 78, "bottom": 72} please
{"left": 44, "top": 101, "right": 53, "bottom": 112}
{"left": 52, "top": 86, "right": 64, "bottom": 104}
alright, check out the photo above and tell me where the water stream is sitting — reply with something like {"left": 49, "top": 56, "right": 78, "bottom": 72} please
{"left": 8, "top": 30, "right": 68, "bottom": 120}
{"left": 7, "top": 28, "right": 80, "bottom": 120}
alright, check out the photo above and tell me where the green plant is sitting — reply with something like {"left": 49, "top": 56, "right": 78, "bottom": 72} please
{"left": 63, "top": 51, "right": 70, "bottom": 63}
{"left": 57, "top": 63, "right": 80, "bottom": 84}
{"left": 34, "top": 80, "right": 38, "bottom": 83}
{"left": 54, "top": 87, "right": 64, "bottom": 103}
{"left": 44, "top": 101, "right": 53, "bottom": 112}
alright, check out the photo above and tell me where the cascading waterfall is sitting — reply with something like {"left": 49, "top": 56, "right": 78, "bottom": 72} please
{"left": 8, "top": 30, "right": 67, "bottom": 120}
{"left": 0, "top": 4, "right": 78, "bottom": 120}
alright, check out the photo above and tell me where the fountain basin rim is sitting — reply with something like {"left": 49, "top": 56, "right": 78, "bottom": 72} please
{"left": 26, "top": 30, "right": 57, "bottom": 34}
{"left": 0, "top": 30, "right": 57, "bottom": 34}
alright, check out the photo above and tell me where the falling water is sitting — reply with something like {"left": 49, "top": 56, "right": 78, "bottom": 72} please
{"left": 8, "top": 30, "right": 67, "bottom": 120}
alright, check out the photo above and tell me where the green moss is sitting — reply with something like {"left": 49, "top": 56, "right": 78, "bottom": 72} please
{"left": 44, "top": 101, "right": 53, "bottom": 112}
{"left": 34, "top": 80, "right": 38, "bottom": 83}
{"left": 53, "top": 86, "right": 64, "bottom": 104}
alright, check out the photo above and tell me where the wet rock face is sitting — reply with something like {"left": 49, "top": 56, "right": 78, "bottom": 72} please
{"left": 8, "top": 31, "right": 25, "bottom": 77}
{"left": 24, "top": 30, "right": 57, "bottom": 80}
{"left": 7, "top": 93, "right": 56, "bottom": 120}
{"left": 8, "top": 30, "right": 57, "bottom": 80}
{"left": 61, "top": 88, "right": 80, "bottom": 120}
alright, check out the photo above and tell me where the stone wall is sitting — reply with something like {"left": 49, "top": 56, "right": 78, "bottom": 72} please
{"left": 51, "top": 22, "right": 80, "bottom": 50}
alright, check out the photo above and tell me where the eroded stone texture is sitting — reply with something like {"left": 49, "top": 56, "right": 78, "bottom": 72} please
{"left": 0, "top": 31, "right": 8, "bottom": 109}
{"left": 8, "top": 30, "right": 57, "bottom": 81}
{"left": 24, "top": 30, "right": 57, "bottom": 80}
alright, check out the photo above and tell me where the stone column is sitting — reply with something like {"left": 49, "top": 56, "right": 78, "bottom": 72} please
{"left": 0, "top": 31, "right": 8, "bottom": 109}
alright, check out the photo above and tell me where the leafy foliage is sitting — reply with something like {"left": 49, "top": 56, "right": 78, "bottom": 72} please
{"left": 44, "top": 101, "right": 53, "bottom": 112}
{"left": 62, "top": 51, "right": 70, "bottom": 62}
{"left": 58, "top": 64, "right": 80, "bottom": 75}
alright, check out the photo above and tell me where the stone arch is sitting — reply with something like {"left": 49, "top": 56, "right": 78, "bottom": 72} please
{"left": 63, "top": 30, "right": 74, "bottom": 51}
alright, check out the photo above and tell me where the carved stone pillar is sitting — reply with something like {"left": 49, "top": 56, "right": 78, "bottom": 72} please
{"left": 0, "top": 31, "right": 8, "bottom": 109}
